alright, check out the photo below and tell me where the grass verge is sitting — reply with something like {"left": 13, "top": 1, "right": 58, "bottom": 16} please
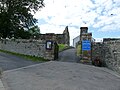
{"left": 0, "top": 49, "right": 49, "bottom": 62}
{"left": 58, "top": 44, "right": 67, "bottom": 51}
{"left": 76, "top": 44, "right": 81, "bottom": 56}
{"left": 58, "top": 44, "right": 71, "bottom": 52}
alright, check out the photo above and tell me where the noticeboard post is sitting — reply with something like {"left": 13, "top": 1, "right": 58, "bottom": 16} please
{"left": 46, "top": 40, "right": 53, "bottom": 50}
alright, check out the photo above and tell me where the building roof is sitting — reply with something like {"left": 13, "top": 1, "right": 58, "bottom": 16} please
{"left": 73, "top": 35, "right": 80, "bottom": 40}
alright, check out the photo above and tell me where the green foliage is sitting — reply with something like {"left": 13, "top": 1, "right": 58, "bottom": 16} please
{"left": 83, "top": 51, "right": 88, "bottom": 56}
{"left": 0, "top": 0, "right": 44, "bottom": 38}
{"left": 29, "top": 25, "right": 40, "bottom": 35}
{"left": 28, "top": 25, "right": 40, "bottom": 38}
{"left": 13, "top": 29, "right": 31, "bottom": 39}
{"left": 58, "top": 44, "right": 68, "bottom": 51}
{"left": 0, "top": 49, "right": 49, "bottom": 62}
{"left": 76, "top": 44, "right": 81, "bottom": 56}
{"left": 13, "top": 25, "right": 41, "bottom": 39}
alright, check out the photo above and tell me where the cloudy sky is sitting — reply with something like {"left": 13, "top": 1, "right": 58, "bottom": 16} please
{"left": 34, "top": 0, "right": 120, "bottom": 45}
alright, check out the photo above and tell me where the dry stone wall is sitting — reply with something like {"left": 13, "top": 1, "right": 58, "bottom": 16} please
{"left": 103, "top": 39, "right": 120, "bottom": 73}
{"left": 92, "top": 42, "right": 104, "bottom": 65}
{"left": 0, "top": 39, "right": 57, "bottom": 60}
{"left": 92, "top": 38, "right": 120, "bottom": 74}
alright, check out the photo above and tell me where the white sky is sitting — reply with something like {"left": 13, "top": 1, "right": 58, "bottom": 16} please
{"left": 34, "top": 0, "right": 120, "bottom": 45}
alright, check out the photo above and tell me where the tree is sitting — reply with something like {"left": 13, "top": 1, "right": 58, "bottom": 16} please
{"left": 14, "top": 29, "right": 31, "bottom": 39}
{"left": 29, "top": 25, "right": 40, "bottom": 36}
{"left": 0, "top": 0, "right": 44, "bottom": 38}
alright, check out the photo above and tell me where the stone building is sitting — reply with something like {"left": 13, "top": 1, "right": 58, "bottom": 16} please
{"left": 38, "top": 26, "right": 70, "bottom": 46}
{"left": 63, "top": 26, "right": 70, "bottom": 45}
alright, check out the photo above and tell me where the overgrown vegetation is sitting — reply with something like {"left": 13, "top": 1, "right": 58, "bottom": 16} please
{"left": 76, "top": 44, "right": 81, "bottom": 56}
{"left": 0, "top": 49, "right": 49, "bottom": 62}
{"left": 58, "top": 44, "right": 67, "bottom": 51}
{"left": 58, "top": 44, "right": 72, "bottom": 52}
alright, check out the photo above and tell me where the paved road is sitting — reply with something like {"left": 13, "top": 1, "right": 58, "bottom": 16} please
{"left": 0, "top": 52, "right": 40, "bottom": 71}
{"left": 0, "top": 48, "right": 79, "bottom": 71}
{"left": 58, "top": 48, "right": 79, "bottom": 63}
{"left": 2, "top": 61, "right": 120, "bottom": 90}
{"left": 1, "top": 49, "right": 120, "bottom": 90}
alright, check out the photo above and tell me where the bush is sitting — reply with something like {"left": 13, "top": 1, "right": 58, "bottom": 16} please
{"left": 58, "top": 44, "right": 68, "bottom": 52}
{"left": 76, "top": 44, "right": 81, "bottom": 56}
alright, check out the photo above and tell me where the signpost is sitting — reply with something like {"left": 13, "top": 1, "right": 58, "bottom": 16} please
{"left": 81, "top": 40, "right": 91, "bottom": 61}
{"left": 82, "top": 40, "right": 91, "bottom": 51}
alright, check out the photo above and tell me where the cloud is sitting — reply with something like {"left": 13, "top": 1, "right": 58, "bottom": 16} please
{"left": 39, "top": 24, "right": 64, "bottom": 34}
{"left": 68, "top": 26, "right": 80, "bottom": 46}
{"left": 98, "top": 23, "right": 120, "bottom": 32}
{"left": 34, "top": 0, "right": 120, "bottom": 45}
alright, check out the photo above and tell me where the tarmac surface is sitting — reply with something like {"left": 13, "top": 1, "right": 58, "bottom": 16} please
{"left": 58, "top": 48, "right": 79, "bottom": 63}
{"left": 0, "top": 52, "right": 40, "bottom": 71}
{"left": 0, "top": 51, "right": 41, "bottom": 90}
{"left": 0, "top": 49, "right": 120, "bottom": 90}
{"left": 2, "top": 61, "right": 120, "bottom": 90}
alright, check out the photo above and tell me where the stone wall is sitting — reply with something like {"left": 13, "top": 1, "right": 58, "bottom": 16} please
{"left": 56, "top": 34, "right": 66, "bottom": 44}
{"left": 92, "top": 38, "right": 120, "bottom": 74}
{"left": 38, "top": 26, "right": 70, "bottom": 46}
{"left": 92, "top": 42, "right": 103, "bottom": 63}
{"left": 0, "top": 39, "right": 57, "bottom": 60}
{"left": 63, "top": 26, "right": 70, "bottom": 46}
{"left": 103, "top": 39, "right": 120, "bottom": 73}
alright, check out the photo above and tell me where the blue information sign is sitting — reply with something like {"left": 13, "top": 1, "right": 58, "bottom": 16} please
{"left": 82, "top": 40, "right": 91, "bottom": 51}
